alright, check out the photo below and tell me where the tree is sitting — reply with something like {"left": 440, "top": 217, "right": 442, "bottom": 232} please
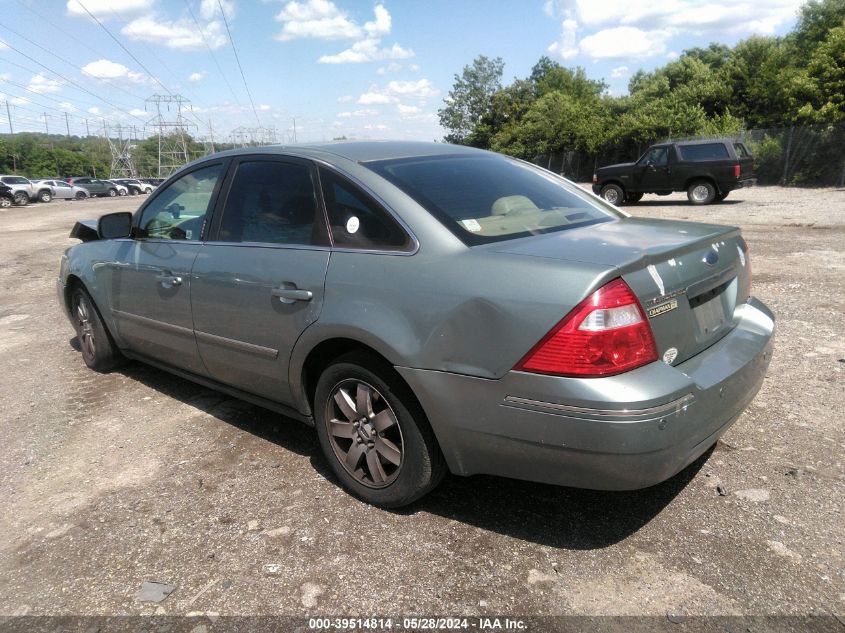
{"left": 438, "top": 55, "right": 505, "bottom": 145}
{"left": 796, "top": 24, "right": 845, "bottom": 121}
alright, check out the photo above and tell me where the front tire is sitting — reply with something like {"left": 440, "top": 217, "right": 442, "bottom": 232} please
{"left": 13, "top": 192, "right": 28, "bottom": 206}
{"left": 314, "top": 353, "right": 445, "bottom": 507}
{"left": 0, "top": 196, "right": 11, "bottom": 208}
{"left": 75, "top": 191, "right": 87, "bottom": 200}
{"left": 599, "top": 183, "right": 624, "bottom": 206}
{"left": 38, "top": 190, "right": 52, "bottom": 203}
{"left": 687, "top": 180, "right": 716, "bottom": 205}
{"left": 70, "top": 286, "right": 122, "bottom": 372}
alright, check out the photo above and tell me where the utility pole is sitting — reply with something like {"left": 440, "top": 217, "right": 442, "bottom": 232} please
{"left": 43, "top": 112, "right": 49, "bottom": 135}
{"left": 85, "top": 118, "right": 90, "bottom": 137}
{"left": 5, "top": 101, "right": 16, "bottom": 173}
{"left": 4, "top": 101, "right": 12, "bottom": 134}
{"left": 292, "top": 117, "right": 297, "bottom": 144}
{"left": 145, "top": 94, "right": 195, "bottom": 177}
{"left": 65, "top": 111, "right": 71, "bottom": 137}
{"left": 208, "top": 119, "right": 215, "bottom": 154}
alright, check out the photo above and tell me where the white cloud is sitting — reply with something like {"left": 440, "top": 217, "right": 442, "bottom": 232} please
{"left": 357, "top": 91, "right": 397, "bottom": 105}
{"left": 259, "top": 104, "right": 272, "bottom": 111}
{"left": 129, "top": 108, "right": 147, "bottom": 116}
{"left": 376, "top": 62, "right": 403, "bottom": 75}
{"left": 547, "top": 18, "right": 578, "bottom": 60}
{"left": 611, "top": 65, "right": 630, "bottom": 78}
{"left": 386, "top": 79, "right": 437, "bottom": 98}
{"left": 26, "top": 74, "right": 62, "bottom": 94}
{"left": 200, "top": 0, "right": 236, "bottom": 21}
{"left": 87, "top": 106, "right": 101, "bottom": 115}
{"left": 363, "top": 4, "right": 391, "bottom": 37}
{"left": 10, "top": 97, "right": 31, "bottom": 106}
{"left": 122, "top": 16, "right": 227, "bottom": 51}
{"left": 338, "top": 108, "right": 379, "bottom": 118}
{"left": 318, "top": 39, "right": 414, "bottom": 64}
{"left": 274, "top": 0, "right": 390, "bottom": 41}
{"left": 81, "top": 59, "right": 151, "bottom": 84}
{"left": 397, "top": 104, "right": 420, "bottom": 115}
{"left": 579, "top": 26, "right": 671, "bottom": 59}
{"left": 66, "top": 0, "right": 146, "bottom": 19}
{"left": 58, "top": 102, "right": 77, "bottom": 112}
{"left": 363, "top": 124, "right": 389, "bottom": 131}
{"left": 667, "top": 50, "right": 679, "bottom": 59}
{"left": 188, "top": 71, "right": 207, "bottom": 83}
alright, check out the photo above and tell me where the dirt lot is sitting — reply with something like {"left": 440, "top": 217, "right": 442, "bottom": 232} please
{"left": 0, "top": 186, "right": 842, "bottom": 620}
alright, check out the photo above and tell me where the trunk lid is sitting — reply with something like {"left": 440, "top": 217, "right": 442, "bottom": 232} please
{"left": 494, "top": 217, "right": 752, "bottom": 365}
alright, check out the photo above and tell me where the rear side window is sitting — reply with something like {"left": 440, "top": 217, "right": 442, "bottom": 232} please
{"left": 319, "top": 168, "right": 411, "bottom": 251}
{"left": 677, "top": 143, "right": 730, "bottom": 160}
{"left": 733, "top": 143, "right": 750, "bottom": 158}
{"left": 217, "top": 160, "right": 320, "bottom": 246}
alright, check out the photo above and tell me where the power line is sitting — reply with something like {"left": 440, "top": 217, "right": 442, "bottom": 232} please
{"left": 184, "top": 0, "right": 242, "bottom": 107}
{"left": 217, "top": 0, "right": 261, "bottom": 127}
{"left": 73, "top": 0, "right": 176, "bottom": 98}
{"left": 0, "top": 40, "right": 147, "bottom": 123}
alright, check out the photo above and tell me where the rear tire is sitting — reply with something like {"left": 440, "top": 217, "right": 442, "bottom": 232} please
{"left": 314, "top": 352, "right": 445, "bottom": 508}
{"left": 70, "top": 286, "right": 122, "bottom": 372}
{"left": 118, "top": 189, "right": 127, "bottom": 196}
{"left": 599, "top": 183, "right": 624, "bottom": 206}
{"left": 0, "top": 196, "right": 11, "bottom": 208}
{"left": 108, "top": 188, "right": 117, "bottom": 197}
{"left": 13, "top": 192, "right": 28, "bottom": 206}
{"left": 687, "top": 180, "right": 716, "bottom": 205}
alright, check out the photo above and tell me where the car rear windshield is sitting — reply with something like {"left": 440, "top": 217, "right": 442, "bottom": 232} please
{"left": 677, "top": 143, "right": 730, "bottom": 160}
{"left": 365, "top": 154, "right": 620, "bottom": 245}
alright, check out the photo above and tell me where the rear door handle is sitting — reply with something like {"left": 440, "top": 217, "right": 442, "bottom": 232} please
{"left": 156, "top": 272, "right": 183, "bottom": 288}
{"left": 272, "top": 286, "right": 313, "bottom": 304}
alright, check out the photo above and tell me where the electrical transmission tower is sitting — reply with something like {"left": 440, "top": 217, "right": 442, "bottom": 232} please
{"left": 145, "top": 94, "right": 196, "bottom": 177}
{"left": 104, "top": 122, "right": 136, "bottom": 178}
{"left": 229, "top": 125, "right": 278, "bottom": 148}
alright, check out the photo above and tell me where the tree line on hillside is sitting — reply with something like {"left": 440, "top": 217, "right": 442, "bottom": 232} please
{"left": 0, "top": 132, "right": 229, "bottom": 179}
{"left": 438, "top": 0, "right": 845, "bottom": 185}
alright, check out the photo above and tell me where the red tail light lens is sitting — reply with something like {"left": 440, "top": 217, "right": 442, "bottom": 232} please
{"left": 734, "top": 164, "right": 741, "bottom": 178}
{"left": 515, "top": 278, "right": 658, "bottom": 377}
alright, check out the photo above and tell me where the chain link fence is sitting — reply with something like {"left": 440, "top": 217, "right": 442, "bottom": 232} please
{"left": 534, "top": 122, "right": 845, "bottom": 187}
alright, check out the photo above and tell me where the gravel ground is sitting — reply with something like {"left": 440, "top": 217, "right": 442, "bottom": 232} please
{"left": 0, "top": 186, "right": 842, "bottom": 619}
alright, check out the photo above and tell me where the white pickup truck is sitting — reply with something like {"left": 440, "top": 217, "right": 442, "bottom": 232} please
{"left": 0, "top": 175, "right": 53, "bottom": 203}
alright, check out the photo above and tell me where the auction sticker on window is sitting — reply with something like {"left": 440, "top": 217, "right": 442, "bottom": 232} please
{"left": 346, "top": 216, "right": 360, "bottom": 234}
{"left": 461, "top": 218, "right": 482, "bottom": 232}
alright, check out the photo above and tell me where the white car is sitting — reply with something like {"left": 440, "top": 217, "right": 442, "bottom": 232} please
{"left": 33, "top": 180, "right": 90, "bottom": 200}
{"left": 0, "top": 175, "right": 53, "bottom": 203}
{"left": 102, "top": 180, "right": 129, "bottom": 196}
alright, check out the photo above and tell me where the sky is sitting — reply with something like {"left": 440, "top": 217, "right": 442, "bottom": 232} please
{"left": 0, "top": 0, "right": 808, "bottom": 144}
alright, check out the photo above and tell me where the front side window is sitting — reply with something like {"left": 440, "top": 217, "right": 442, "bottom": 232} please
{"left": 639, "top": 147, "right": 669, "bottom": 166}
{"left": 319, "top": 168, "right": 410, "bottom": 251}
{"left": 678, "top": 143, "right": 730, "bottom": 160}
{"left": 138, "top": 163, "right": 223, "bottom": 240}
{"left": 216, "top": 160, "right": 319, "bottom": 246}
{"left": 366, "top": 154, "right": 620, "bottom": 245}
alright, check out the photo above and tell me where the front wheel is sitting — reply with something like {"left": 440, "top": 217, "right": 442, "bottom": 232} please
{"left": 70, "top": 286, "right": 122, "bottom": 372}
{"left": 314, "top": 353, "right": 445, "bottom": 507}
{"left": 599, "top": 183, "right": 624, "bottom": 206}
{"left": 75, "top": 191, "right": 87, "bottom": 200}
{"left": 13, "top": 191, "right": 28, "bottom": 206}
{"left": 0, "top": 195, "right": 11, "bottom": 208}
{"left": 687, "top": 180, "right": 716, "bottom": 205}
{"left": 38, "top": 190, "right": 52, "bottom": 203}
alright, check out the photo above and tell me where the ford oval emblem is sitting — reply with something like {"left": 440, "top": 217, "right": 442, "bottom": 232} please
{"left": 703, "top": 250, "right": 719, "bottom": 267}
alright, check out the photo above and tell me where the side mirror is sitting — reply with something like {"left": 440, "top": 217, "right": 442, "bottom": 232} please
{"left": 97, "top": 212, "right": 133, "bottom": 239}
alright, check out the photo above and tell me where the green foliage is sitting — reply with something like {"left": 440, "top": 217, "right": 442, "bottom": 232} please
{"left": 439, "top": 0, "right": 845, "bottom": 184}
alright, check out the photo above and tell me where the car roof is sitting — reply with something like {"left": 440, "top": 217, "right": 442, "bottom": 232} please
{"left": 207, "top": 140, "right": 486, "bottom": 164}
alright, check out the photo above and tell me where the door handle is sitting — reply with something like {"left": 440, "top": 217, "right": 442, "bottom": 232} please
{"left": 156, "top": 272, "right": 183, "bottom": 288}
{"left": 272, "top": 286, "right": 313, "bottom": 304}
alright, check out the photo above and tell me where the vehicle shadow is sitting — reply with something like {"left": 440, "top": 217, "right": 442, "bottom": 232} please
{"left": 74, "top": 339, "right": 709, "bottom": 550}
{"left": 628, "top": 199, "right": 743, "bottom": 207}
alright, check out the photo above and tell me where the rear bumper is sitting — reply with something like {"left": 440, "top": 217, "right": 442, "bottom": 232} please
{"left": 397, "top": 297, "right": 774, "bottom": 490}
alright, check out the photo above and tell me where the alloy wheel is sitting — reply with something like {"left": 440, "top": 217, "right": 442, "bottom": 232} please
{"left": 325, "top": 379, "right": 404, "bottom": 488}
{"left": 75, "top": 296, "right": 96, "bottom": 360}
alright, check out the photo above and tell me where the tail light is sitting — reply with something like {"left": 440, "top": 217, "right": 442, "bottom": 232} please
{"left": 733, "top": 164, "right": 741, "bottom": 178}
{"left": 515, "top": 278, "right": 657, "bottom": 377}
{"left": 592, "top": 173, "right": 598, "bottom": 183}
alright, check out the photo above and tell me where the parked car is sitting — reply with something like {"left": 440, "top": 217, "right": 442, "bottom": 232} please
{"left": 593, "top": 139, "right": 757, "bottom": 205}
{"left": 67, "top": 178, "right": 119, "bottom": 197}
{"left": 113, "top": 178, "right": 154, "bottom": 195}
{"left": 58, "top": 142, "right": 774, "bottom": 507}
{"left": 0, "top": 174, "right": 53, "bottom": 203}
{"left": 33, "top": 179, "right": 90, "bottom": 200}
{"left": 102, "top": 180, "right": 128, "bottom": 196}
{"left": 140, "top": 177, "right": 165, "bottom": 187}
{"left": 0, "top": 183, "right": 15, "bottom": 208}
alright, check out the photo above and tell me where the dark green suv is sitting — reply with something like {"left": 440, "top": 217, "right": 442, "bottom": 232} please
{"left": 67, "top": 178, "right": 119, "bottom": 197}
